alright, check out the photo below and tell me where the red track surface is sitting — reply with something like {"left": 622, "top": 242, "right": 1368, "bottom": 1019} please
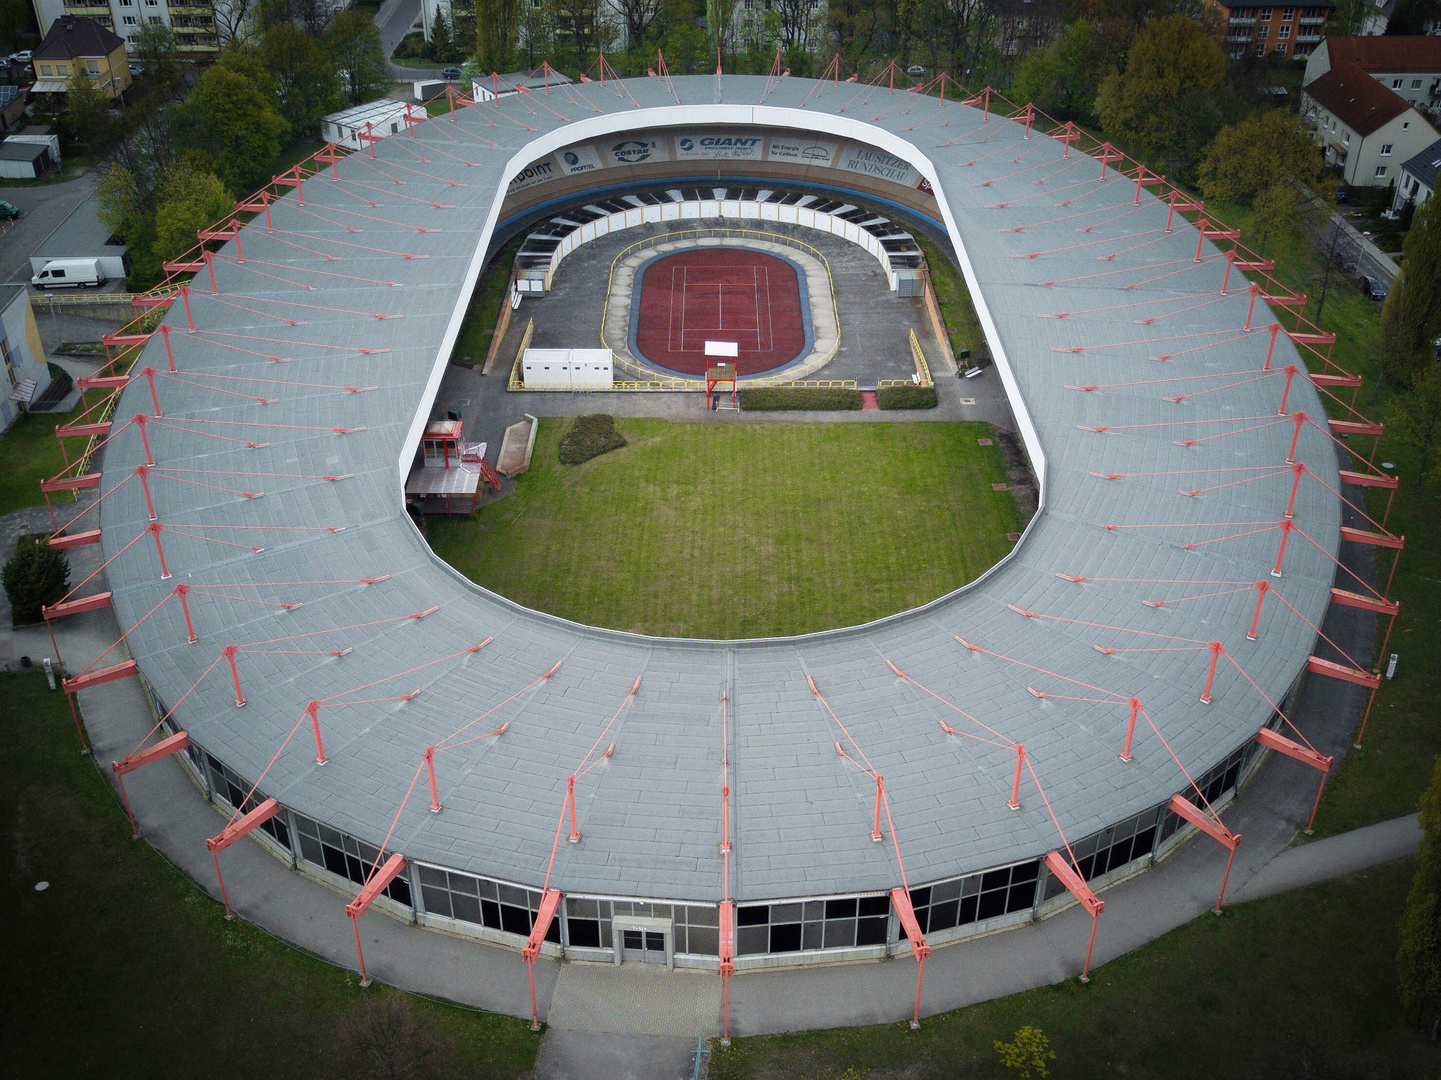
{"left": 634, "top": 249, "right": 807, "bottom": 375}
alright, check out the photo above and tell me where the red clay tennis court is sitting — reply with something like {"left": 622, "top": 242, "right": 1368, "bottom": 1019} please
{"left": 633, "top": 248, "right": 808, "bottom": 376}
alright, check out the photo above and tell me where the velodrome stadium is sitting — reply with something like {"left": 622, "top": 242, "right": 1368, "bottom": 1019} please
{"left": 42, "top": 70, "right": 1399, "bottom": 1033}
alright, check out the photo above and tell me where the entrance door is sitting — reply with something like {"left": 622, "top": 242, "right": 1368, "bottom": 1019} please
{"left": 621, "top": 928, "right": 668, "bottom": 964}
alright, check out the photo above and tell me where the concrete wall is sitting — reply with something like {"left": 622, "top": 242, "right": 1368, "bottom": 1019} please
{"left": 0, "top": 291, "right": 54, "bottom": 431}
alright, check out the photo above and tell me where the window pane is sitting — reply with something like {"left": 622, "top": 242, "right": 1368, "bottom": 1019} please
{"left": 770, "top": 902, "right": 802, "bottom": 923}
{"left": 481, "top": 899, "right": 502, "bottom": 929}
{"left": 1006, "top": 879, "right": 1037, "bottom": 912}
{"left": 858, "top": 896, "right": 889, "bottom": 917}
{"left": 687, "top": 905, "right": 718, "bottom": 927}
{"left": 770, "top": 923, "right": 802, "bottom": 952}
{"left": 824, "top": 898, "right": 857, "bottom": 920}
{"left": 418, "top": 865, "right": 448, "bottom": 887}
{"left": 568, "top": 897, "right": 598, "bottom": 919}
{"left": 385, "top": 876, "right": 412, "bottom": 908}
{"left": 500, "top": 904, "right": 532, "bottom": 936}
{"left": 451, "top": 892, "right": 481, "bottom": 924}
{"left": 977, "top": 889, "right": 1007, "bottom": 920}
{"left": 568, "top": 918, "right": 601, "bottom": 947}
{"left": 298, "top": 834, "right": 323, "bottom": 866}
{"left": 737, "top": 926, "right": 767, "bottom": 955}
{"left": 623, "top": 929, "right": 643, "bottom": 950}
{"left": 856, "top": 916, "right": 888, "bottom": 946}
{"left": 687, "top": 926, "right": 719, "bottom": 955}
{"left": 929, "top": 898, "right": 960, "bottom": 932}
{"left": 738, "top": 905, "right": 769, "bottom": 926}
{"left": 802, "top": 921, "right": 823, "bottom": 951}
{"left": 823, "top": 919, "right": 855, "bottom": 948}
{"left": 421, "top": 885, "right": 452, "bottom": 919}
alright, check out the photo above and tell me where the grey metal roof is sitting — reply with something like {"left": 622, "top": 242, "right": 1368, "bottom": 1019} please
{"left": 0, "top": 141, "right": 45, "bottom": 161}
{"left": 33, "top": 191, "right": 125, "bottom": 259}
{"left": 1400, "top": 136, "right": 1441, "bottom": 192}
{"left": 96, "top": 75, "right": 1342, "bottom": 905}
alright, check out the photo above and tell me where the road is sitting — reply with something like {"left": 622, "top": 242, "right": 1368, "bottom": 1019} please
{"left": 374, "top": 0, "right": 428, "bottom": 79}
{"left": 1328, "top": 210, "right": 1400, "bottom": 289}
{"left": 0, "top": 173, "right": 98, "bottom": 285}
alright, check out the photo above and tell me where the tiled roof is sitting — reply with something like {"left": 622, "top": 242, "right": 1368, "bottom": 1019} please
{"left": 1323, "top": 34, "right": 1441, "bottom": 74}
{"left": 1305, "top": 58, "right": 1412, "bottom": 136}
{"left": 1400, "top": 136, "right": 1441, "bottom": 191}
{"left": 34, "top": 16, "right": 125, "bottom": 61}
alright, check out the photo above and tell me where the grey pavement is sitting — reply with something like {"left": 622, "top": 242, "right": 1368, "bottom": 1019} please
{"left": 535, "top": 1030, "right": 701, "bottom": 1080}
{"left": 1331, "top": 210, "right": 1400, "bottom": 286}
{"left": 1233, "top": 813, "right": 1420, "bottom": 902}
{"left": 0, "top": 174, "right": 97, "bottom": 285}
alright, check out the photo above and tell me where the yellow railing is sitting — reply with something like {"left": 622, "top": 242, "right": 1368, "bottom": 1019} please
{"left": 752, "top": 378, "right": 859, "bottom": 390}
{"left": 507, "top": 317, "right": 534, "bottom": 390}
{"left": 908, "top": 328, "right": 934, "bottom": 386}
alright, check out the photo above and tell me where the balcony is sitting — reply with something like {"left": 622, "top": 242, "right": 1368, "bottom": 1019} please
{"left": 1229, "top": 15, "right": 1257, "bottom": 23}
{"left": 1299, "top": 15, "right": 1325, "bottom": 23}
{"left": 1228, "top": 31, "right": 1255, "bottom": 40}
{"left": 1296, "top": 32, "right": 1321, "bottom": 41}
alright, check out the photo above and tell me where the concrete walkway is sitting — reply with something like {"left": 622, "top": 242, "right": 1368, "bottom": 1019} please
{"left": 4, "top": 420, "right": 1415, "bottom": 1078}
{"left": 1331, "top": 210, "right": 1401, "bottom": 286}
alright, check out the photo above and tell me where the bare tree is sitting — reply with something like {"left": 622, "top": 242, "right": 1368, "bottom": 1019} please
{"left": 213, "top": 0, "right": 259, "bottom": 48}
{"left": 774, "top": 0, "right": 819, "bottom": 48}
{"left": 329, "top": 995, "right": 446, "bottom": 1080}
{"left": 1309, "top": 217, "right": 1356, "bottom": 326}
{"left": 606, "top": 0, "right": 662, "bottom": 48}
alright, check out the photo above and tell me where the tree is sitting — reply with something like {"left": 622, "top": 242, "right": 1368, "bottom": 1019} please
{"left": 174, "top": 66, "right": 287, "bottom": 194}
{"left": 1387, "top": 365, "right": 1441, "bottom": 486}
{"left": 326, "top": 8, "right": 390, "bottom": 106}
{"left": 1387, "top": 0, "right": 1441, "bottom": 34}
{"left": 994, "top": 1025, "right": 1057, "bottom": 1078}
{"left": 607, "top": 0, "right": 663, "bottom": 48}
{"left": 427, "top": 7, "right": 453, "bottom": 59}
{"left": 131, "top": 21, "right": 184, "bottom": 104}
{"left": 214, "top": 0, "right": 259, "bottom": 47}
{"left": 328, "top": 995, "right": 447, "bottom": 1080}
{"left": 1198, "top": 109, "right": 1324, "bottom": 204}
{"left": 475, "top": 0, "right": 521, "bottom": 71}
{"left": 95, "top": 163, "right": 146, "bottom": 242}
{"left": 1095, "top": 14, "right": 1230, "bottom": 177}
{"left": 1009, "top": 18, "right": 1114, "bottom": 123}
{"left": 61, "top": 69, "right": 110, "bottom": 150}
{"left": 259, "top": 22, "right": 342, "bottom": 135}
{"left": 1327, "top": 0, "right": 1370, "bottom": 34}
{"left": 1400, "top": 756, "right": 1441, "bottom": 1039}
{"left": 1378, "top": 195, "right": 1441, "bottom": 387}
{"left": 3, "top": 543, "right": 69, "bottom": 627}
{"left": 153, "top": 159, "right": 234, "bottom": 262}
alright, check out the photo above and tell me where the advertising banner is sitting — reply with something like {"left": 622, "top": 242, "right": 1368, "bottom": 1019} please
{"left": 555, "top": 144, "right": 604, "bottom": 175}
{"left": 506, "top": 158, "right": 559, "bottom": 195}
{"left": 605, "top": 137, "right": 671, "bottom": 166}
{"left": 673, "top": 132, "right": 765, "bottom": 160}
{"left": 766, "top": 137, "right": 838, "bottom": 166}
{"left": 837, "top": 145, "right": 918, "bottom": 186}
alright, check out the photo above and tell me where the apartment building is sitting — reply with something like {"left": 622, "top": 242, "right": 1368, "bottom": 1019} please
{"left": 1207, "top": 0, "right": 1334, "bottom": 60}
{"left": 30, "top": 0, "right": 221, "bottom": 54}
{"left": 1301, "top": 58, "right": 1439, "bottom": 186}
{"left": 1304, "top": 35, "right": 1441, "bottom": 112}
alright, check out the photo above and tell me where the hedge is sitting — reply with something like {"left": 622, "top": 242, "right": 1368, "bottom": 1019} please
{"left": 559, "top": 414, "right": 627, "bottom": 465}
{"left": 738, "top": 388, "right": 863, "bottom": 411}
{"left": 877, "top": 385, "right": 939, "bottom": 410}
{"left": 3, "top": 539, "right": 69, "bottom": 626}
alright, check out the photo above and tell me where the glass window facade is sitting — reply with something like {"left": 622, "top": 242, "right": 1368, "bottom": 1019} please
{"left": 417, "top": 865, "right": 560, "bottom": 943}
{"left": 563, "top": 898, "right": 719, "bottom": 955}
{"left": 293, "top": 812, "right": 412, "bottom": 907}
{"left": 736, "top": 895, "right": 890, "bottom": 955}
{"left": 203, "top": 752, "right": 290, "bottom": 851}
{"left": 909, "top": 859, "right": 1041, "bottom": 934}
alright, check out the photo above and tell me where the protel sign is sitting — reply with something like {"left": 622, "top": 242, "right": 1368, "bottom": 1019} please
{"left": 507, "top": 158, "right": 557, "bottom": 195}
{"left": 607, "top": 138, "right": 669, "bottom": 165}
{"left": 837, "top": 145, "right": 918, "bottom": 186}
{"left": 673, "top": 132, "right": 764, "bottom": 160}
{"left": 767, "top": 138, "right": 837, "bottom": 165}
{"left": 556, "top": 144, "right": 603, "bottom": 175}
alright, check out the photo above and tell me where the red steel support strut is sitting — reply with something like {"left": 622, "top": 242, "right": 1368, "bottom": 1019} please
{"left": 871, "top": 774, "right": 885, "bottom": 842}
{"left": 307, "top": 701, "right": 327, "bottom": 765}
{"left": 425, "top": 746, "right": 441, "bottom": 813}
{"left": 1008, "top": 744, "right": 1024, "bottom": 810}
{"left": 1272, "top": 518, "right": 1295, "bottom": 578}
{"left": 1247, "top": 581, "right": 1270, "bottom": 641}
{"left": 567, "top": 775, "right": 580, "bottom": 843}
{"left": 175, "top": 583, "right": 198, "bottom": 642}
{"left": 1119, "top": 699, "right": 1141, "bottom": 762}
{"left": 1200, "top": 641, "right": 1223, "bottom": 703}
{"left": 136, "top": 413, "right": 155, "bottom": 466}
{"left": 148, "top": 521, "right": 171, "bottom": 580}
{"left": 1263, "top": 322, "right": 1280, "bottom": 370}
{"left": 1284, "top": 462, "right": 1305, "bottom": 518}
{"left": 1285, "top": 412, "right": 1306, "bottom": 464}
{"left": 224, "top": 644, "right": 245, "bottom": 706}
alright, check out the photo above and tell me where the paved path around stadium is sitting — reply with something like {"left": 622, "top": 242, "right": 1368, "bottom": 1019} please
{"left": 3, "top": 437, "right": 1413, "bottom": 1079}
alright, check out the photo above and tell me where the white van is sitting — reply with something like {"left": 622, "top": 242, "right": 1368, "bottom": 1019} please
{"left": 31, "top": 258, "right": 105, "bottom": 289}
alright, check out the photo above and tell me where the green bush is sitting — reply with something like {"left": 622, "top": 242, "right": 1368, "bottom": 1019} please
{"left": 738, "top": 388, "right": 863, "bottom": 411}
{"left": 558, "top": 414, "right": 627, "bottom": 465}
{"left": 3, "top": 539, "right": 69, "bottom": 626}
{"left": 877, "top": 384, "right": 939, "bottom": 410}
{"left": 1399, "top": 756, "right": 1441, "bottom": 1036}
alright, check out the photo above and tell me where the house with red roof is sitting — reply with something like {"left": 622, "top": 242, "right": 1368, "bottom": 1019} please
{"left": 1301, "top": 57, "right": 1439, "bottom": 187}
{"left": 1303, "top": 35, "right": 1441, "bottom": 113}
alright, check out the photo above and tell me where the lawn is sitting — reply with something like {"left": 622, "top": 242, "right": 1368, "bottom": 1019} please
{"left": 711, "top": 858, "right": 1441, "bottom": 1080}
{"left": 918, "top": 235, "right": 987, "bottom": 365}
{"left": 426, "top": 418, "right": 1021, "bottom": 638}
{"left": 0, "top": 402, "right": 82, "bottom": 518}
{"left": 0, "top": 672, "right": 541, "bottom": 1078}
{"left": 449, "top": 236, "right": 520, "bottom": 368}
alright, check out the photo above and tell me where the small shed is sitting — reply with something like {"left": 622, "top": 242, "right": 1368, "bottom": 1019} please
{"left": 29, "top": 191, "right": 129, "bottom": 280}
{"left": 471, "top": 68, "right": 573, "bottom": 102}
{"left": 322, "top": 100, "right": 411, "bottom": 152}
{"left": 0, "top": 140, "right": 52, "bottom": 179}
{"left": 0, "top": 87, "right": 26, "bottom": 136}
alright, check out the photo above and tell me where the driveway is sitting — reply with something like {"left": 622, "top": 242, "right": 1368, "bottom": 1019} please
{"left": 0, "top": 173, "right": 98, "bottom": 286}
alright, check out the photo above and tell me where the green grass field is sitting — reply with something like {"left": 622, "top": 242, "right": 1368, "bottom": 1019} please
{"left": 711, "top": 858, "right": 1440, "bottom": 1080}
{"left": 0, "top": 673, "right": 540, "bottom": 1078}
{"left": 427, "top": 418, "right": 1021, "bottom": 639}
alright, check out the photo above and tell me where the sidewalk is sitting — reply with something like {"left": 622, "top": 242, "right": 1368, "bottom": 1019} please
{"left": 1331, "top": 210, "right": 1400, "bottom": 285}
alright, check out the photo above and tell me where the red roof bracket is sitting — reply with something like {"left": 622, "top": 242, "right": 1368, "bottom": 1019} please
{"left": 890, "top": 887, "right": 931, "bottom": 961}
{"left": 719, "top": 900, "right": 735, "bottom": 975}
{"left": 48, "top": 529, "right": 102, "bottom": 549}
{"left": 206, "top": 798, "right": 280, "bottom": 854}
{"left": 1044, "top": 850, "right": 1103, "bottom": 917}
{"left": 64, "top": 658, "right": 138, "bottom": 693}
{"left": 1166, "top": 794, "right": 1239, "bottom": 850}
{"left": 1305, "top": 654, "right": 1381, "bottom": 689}
{"left": 112, "top": 729, "right": 191, "bottom": 776}
{"left": 42, "top": 591, "right": 113, "bottom": 619}
{"left": 1255, "top": 726, "right": 1332, "bottom": 772}
{"left": 345, "top": 852, "right": 408, "bottom": 921}
{"left": 522, "top": 888, "right": 562, "bottom": 961}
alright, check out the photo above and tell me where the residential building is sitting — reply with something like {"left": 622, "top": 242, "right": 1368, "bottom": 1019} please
{"left": 1392, "top": 135, "right": 1440, "bottom": 210}
{"left": 1301, "top": 57, "right": 1440, "bottom": 186}
{"left": 1304, "top": 35, "right": 1441, "bottom": 112}
{"left": 30, "top": 17, "right": 131, "bottom": 97}
{"left": 28, "top": 0, "right": 222, "bottom": 55}
{"left": 0, "top": 287, "right": 54, "bottom": 432}
{"left": 1206, "top": 0, "right": 1334, "bottom": 60}
{"left": 0, "top": 87, "right": 26, "bottom": 136}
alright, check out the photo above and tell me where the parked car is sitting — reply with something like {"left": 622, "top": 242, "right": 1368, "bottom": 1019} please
{"left": 129, "top": 62, "right": 142, "bottom": 75}
{"left": 9, "top": 50, "right": 32, "bottom": 64}
{"left": 906, "top": 64, "right": 926, "bottom": 77}
{"left": 0, "top": 200, "right": 19, "bottom": 220}
{"left": 442, "top": 66, "right": 463, "bottom": 79}
{"left": 1332, "top": 248, "right": 1358, "bottom": 274}
{"left": 1360, "top": 274, "right": 1388, "bottom": 301}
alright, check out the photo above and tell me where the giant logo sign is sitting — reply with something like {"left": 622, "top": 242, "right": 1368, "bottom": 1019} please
{"left": 673, "top": 132, "right": 764, "bottom": 160}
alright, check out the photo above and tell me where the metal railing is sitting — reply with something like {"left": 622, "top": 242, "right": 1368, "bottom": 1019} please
{"left": 30, "top": 286, "right": 180, "bottom": 312}
{"left": 507, "top": 317, "right": 534, "bottom": 391}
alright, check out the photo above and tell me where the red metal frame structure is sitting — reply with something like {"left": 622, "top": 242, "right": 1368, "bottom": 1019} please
{"left": 206, "top": 798, "right": 281, "bottom": 919}
{"left": 1043, "top": 850, "right": 1104, "bottom": 981}
{"left": 345, "top": 852, "right": 408, "bottom": 986}
{"left": 111, "top": 730, "right": 191, "bottom": 838}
